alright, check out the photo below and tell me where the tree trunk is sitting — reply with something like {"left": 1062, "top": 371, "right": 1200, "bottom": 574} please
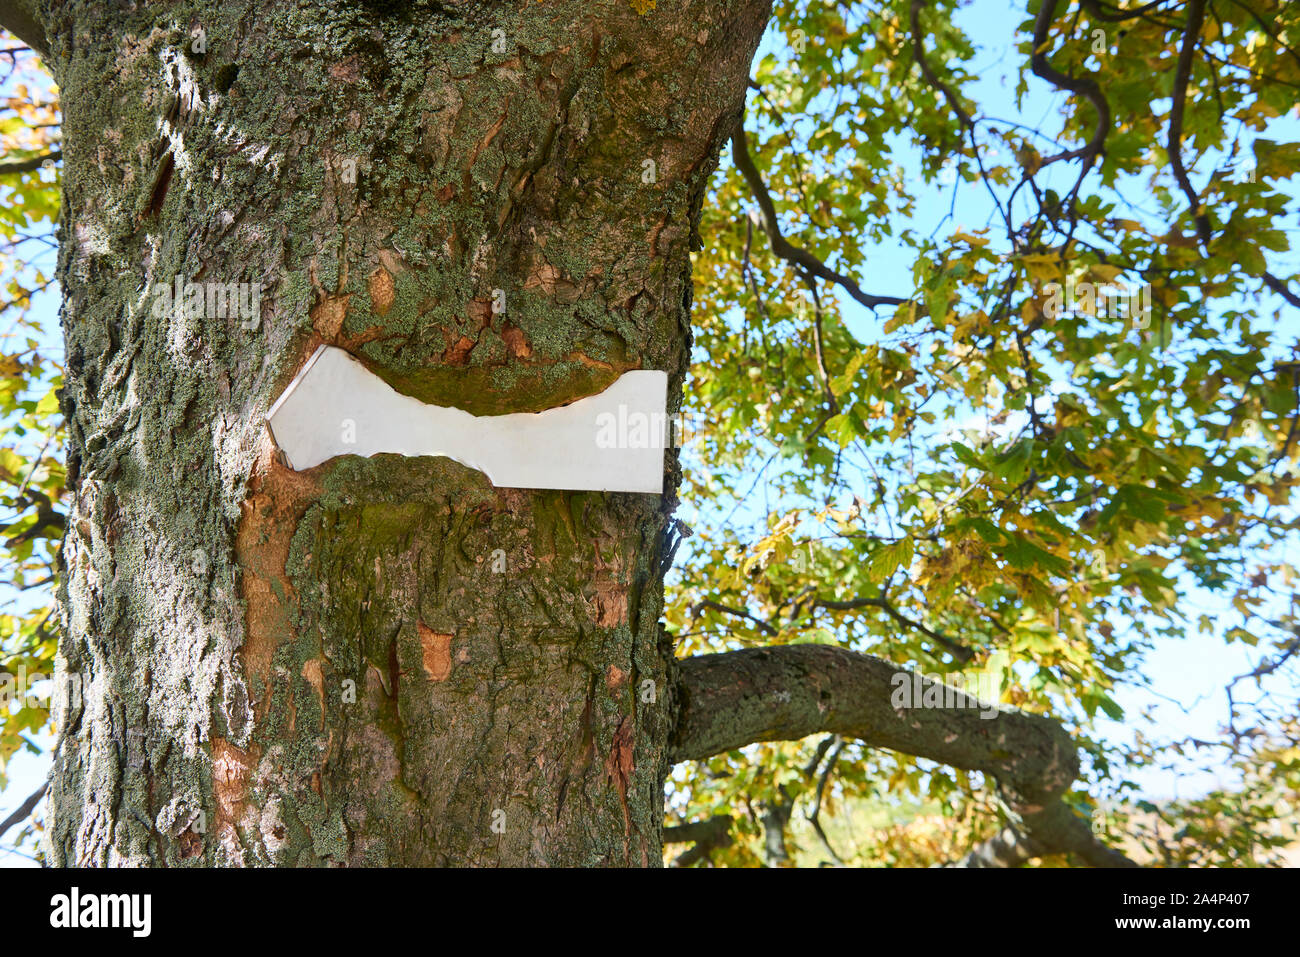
{"left": 43, "top": 0, "right": 769, "bottom": 866}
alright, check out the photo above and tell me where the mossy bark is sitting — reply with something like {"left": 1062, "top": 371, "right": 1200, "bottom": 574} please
{"left": 43, "top": 0, "right": 769, "bottom": 866}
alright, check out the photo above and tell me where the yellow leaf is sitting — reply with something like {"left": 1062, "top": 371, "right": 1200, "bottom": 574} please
{"left": 1019, "top": 253, "right": 1061, "bottom": 283}
{"left": 885, "top": 301, "right": 917, "bottom": 334}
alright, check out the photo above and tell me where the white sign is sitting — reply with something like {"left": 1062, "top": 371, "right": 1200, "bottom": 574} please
{"left": 266, "top": 345, "right": 668, "bottom": 494}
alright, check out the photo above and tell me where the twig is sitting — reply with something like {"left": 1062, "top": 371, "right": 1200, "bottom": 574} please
{"left": 815, "top": 591, "right": 974, "bottom": 663}
{"left": 692, "top": 599, "right": 778, "bottom": 637}
{"left": 806, "top": 735, "right": 846, "bottom": 864}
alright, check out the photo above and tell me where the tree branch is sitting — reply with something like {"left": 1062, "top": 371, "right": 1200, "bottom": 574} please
{"left": 1263, "top": 271, "right": 1300, "bottom": 309}
{"left": 0, "top": 148, "right": 59, "bottom": 176}
{"left": 0, "top": 781, "right": 47, "bottom": 839}
{"left": 761, "top": 786, "right": 793, "bottom": 866}
{"left": 806, "top": 735, "right": 846, "bottom": 864}
{"left": 663, "top": 814, "right": 734, "bottom": 867}
{"left": 908, "top": 0, "right": 974, "bottom": 133}
{"left": 1029, "top": 0, "right": 1112, "bottom": 176}
{"left": 1168, "top": 0, "right": 1211, "bottom": 248}
{"left": 730, "top": 127, "right": 906, "bottom": 310}
{"left": 0, "top": 0, "right": 47, "bottom": 58}
{"left": 947, "top": 823, "right": 1049, "bottom": 867}
{"left": 947, "top": 806, "right": 1132, "bottom": 868}
{"left": 1163, "top": 0, "right": 1296, "bottom": 308}
{"left": 1081, "top": 0, "right": 1177, "bottom": 23}
{"left": 671, "top": 645, "right": 1137, "bottom": 867}
{"left": 908, "top": 0, "right": 1017, "bottom": 242}
{"left": 692, "top": 599, "right": 778, "bottom": 637}
{"left": 814, "top": 593, "right": 974, "bottom": 663}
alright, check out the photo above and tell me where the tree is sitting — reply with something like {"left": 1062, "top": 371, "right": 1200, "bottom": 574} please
{"left": 0, "top": 0, "right": 1296, "bottom": 868}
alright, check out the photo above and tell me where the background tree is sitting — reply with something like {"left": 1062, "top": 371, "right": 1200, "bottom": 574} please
{"left": 1, "top": 0, "right": 1297, "bottom": 867}
{"left": 0, "top": 11, "right": 62, "bottom": 863}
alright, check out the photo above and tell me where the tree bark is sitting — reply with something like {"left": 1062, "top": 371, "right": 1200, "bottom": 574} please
{"left": 41, "top": 0, "right": 769, "bottom": 866}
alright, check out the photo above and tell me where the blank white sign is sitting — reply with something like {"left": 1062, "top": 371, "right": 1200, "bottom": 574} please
{"left": 266, "top": 345, "right": 668, "bottom": 494}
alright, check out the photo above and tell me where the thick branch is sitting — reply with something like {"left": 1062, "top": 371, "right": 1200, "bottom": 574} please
{"left": 730, "top": 127, "right": 906, "bottom": 309}
{"left": 663, "top": 815, "right": 733, "bottom": 846}
{"left": 761, "top": 788, "right": 792, "bottom": 866}
{"left": 948, "top": 824, "right": 1049, "bottom": 867}
{"left": 948, "top": 802, "right": 1133, "bottom": 868}
{"left": 671, "top": 645, "right": 1136, "bottom": 867}
{"left": 663, "top": 815, "right": 734, "bottom": 867}
{"left": 0, "top": 0, "right": 47, "bottom": 58}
